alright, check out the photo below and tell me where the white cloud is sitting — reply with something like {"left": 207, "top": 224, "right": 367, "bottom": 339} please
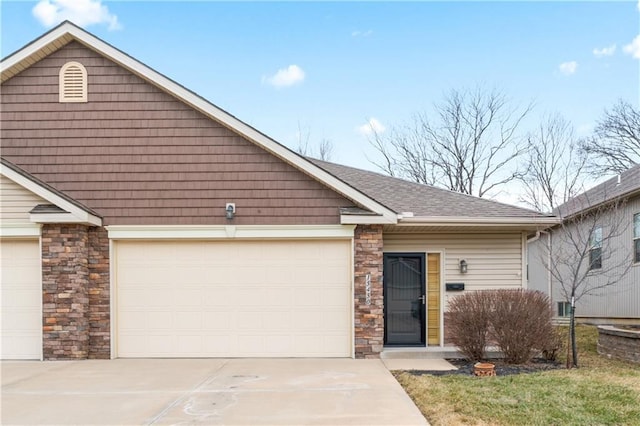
{"left": 262, "top": 65, "right": 305, "bottom": 88}
{"left": 637, "top": 0, "right": 640, "bottom": 11}
{"left": 352, "top": 30, "right": 373, "bottom": 37}
{"left": 592, "top": 44, "right": 616, "bottom": 57}
{"left": 32, "top": 0, "right": 121, "bottom": 30}
{"left": 558, "top": 61, "right": 578, "bottom": 75}
{"left": 357, "top": 118, "right": 386, "bottom": 136}
{"left": 623, "top": 35, "right": 640, "bottom": 59}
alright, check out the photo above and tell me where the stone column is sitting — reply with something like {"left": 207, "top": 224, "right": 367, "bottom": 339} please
{"left": 353, "top": 224, "right": 384, "bottom": 358}
{"left": 41, "top": 224, "right": 90, "bottom": 359}
{"left": 88, "top": 227, "right": 110, "bottom": 359}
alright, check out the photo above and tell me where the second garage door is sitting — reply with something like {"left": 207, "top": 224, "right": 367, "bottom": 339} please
{"left": 115, "top": 239, "right": 352, "bottom": 358}
{"left": 1, "top": 239, "right": 41, "bottom": 360}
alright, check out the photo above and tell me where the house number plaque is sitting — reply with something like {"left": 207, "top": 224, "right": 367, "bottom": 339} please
{"left": 365, "top": 274, "right": 372, "bottom": 305}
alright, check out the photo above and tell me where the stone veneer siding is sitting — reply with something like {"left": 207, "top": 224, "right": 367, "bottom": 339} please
{"left": 42, "top": 224, "right": 90, "bottom": 359}
{"left": 41, "top": 224, "right": 111, "bottom": 360}
{"left": 353, "top": 224, "right": 384, "bottom": 358}
{"left": 88, "top": 227, "right": 110, "bottom": 359}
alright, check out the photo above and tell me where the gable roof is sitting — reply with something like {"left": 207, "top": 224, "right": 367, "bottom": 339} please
{"left": 309, "top": 159, "right": 558, "bottom": 228}
{"left": 0, "top": 158, "right": 102, "bottom": 226}
{"left": 1, "top": 21, "right": 397, "bottom": 225}
{"left": 1, "top": 22, "right": 558, "bottom": 230}
{"left": 555, "top": 163, "right": 640, "bottom": 219}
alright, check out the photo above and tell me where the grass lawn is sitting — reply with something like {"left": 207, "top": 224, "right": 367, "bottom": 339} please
{"left": 394, "top": 325, "right": 640, "bottom": 425}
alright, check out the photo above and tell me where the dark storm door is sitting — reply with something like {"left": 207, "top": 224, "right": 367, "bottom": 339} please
{"left": 383, "top": 253, "right": 426, "bottom": 346}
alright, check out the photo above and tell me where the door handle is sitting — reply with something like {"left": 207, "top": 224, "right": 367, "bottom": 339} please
{"left": 418, "top": 295, "right": 426, "bottom": 305}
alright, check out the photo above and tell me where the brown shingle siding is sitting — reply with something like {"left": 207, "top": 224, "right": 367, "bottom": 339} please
{"left": 1, "top": 42, "right": 355, "bottom": 225}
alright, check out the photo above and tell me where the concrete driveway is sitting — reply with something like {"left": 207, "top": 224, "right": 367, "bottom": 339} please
{"left": 1, "top": 358, "right": 427, "bottom": 425}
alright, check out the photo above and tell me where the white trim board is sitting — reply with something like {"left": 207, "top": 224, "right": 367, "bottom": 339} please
{"left": 0, "top": 224, "right": 41, "bottom": 238}
{"left": 106, "top": 225, "right": 357, "bottom": 240}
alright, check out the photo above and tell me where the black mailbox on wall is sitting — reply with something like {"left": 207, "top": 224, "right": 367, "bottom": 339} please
{"left": 446, "top": 282, "right": 465, "bottom": 291}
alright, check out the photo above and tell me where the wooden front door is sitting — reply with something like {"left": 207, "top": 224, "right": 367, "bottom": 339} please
{"left": 427, "top": 253, "right": 441, "bottom": 346}
{"left": 383, "top": 253, "right": 426, "bottom": 346}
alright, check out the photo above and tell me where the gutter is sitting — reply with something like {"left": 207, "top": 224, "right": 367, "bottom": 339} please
{"left": 396, "top": 216, "right": 561, "bottom": 227}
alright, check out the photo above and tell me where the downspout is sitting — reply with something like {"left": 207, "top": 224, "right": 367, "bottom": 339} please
{"left": 526, "top": 230, "right": 543, "bottom": 244}
{"left": 546, "top": 231, "right": 552, "bottom": 299}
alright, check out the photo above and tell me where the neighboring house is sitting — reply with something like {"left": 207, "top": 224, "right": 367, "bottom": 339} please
{"left": 528, "top": 164, "right": 640, "bottom": 324}
{"left": 0, "top": 22, "right": 557, "bottom": 361}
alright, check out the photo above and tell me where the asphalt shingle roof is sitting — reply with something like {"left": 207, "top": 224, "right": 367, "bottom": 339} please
{"left": 555, "top": 163, "right": 640, "bottom": 218}
{"left": 309, "top": 158, "right": 552, "bottom": 219}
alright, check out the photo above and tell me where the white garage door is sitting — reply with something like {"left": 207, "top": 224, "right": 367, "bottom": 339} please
{"left": 115, "top": 240, "right": 352, "bottom": 358}
{"left": 1, "top": 239, "right": 41, "bottom": 360}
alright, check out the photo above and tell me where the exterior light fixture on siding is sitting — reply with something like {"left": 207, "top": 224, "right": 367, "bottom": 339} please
{"left": 459, "top": 259, "right": 468, "bottom": 273}
{"left": 225, "top": 203, "right": 236, "bottom": 220}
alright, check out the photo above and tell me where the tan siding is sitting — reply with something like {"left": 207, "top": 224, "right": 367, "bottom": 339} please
{"left": 1, "top": 42, "right": 355, "bottom": 225}
{"left": 384, "top": 232, "right": 525, "bottom": 308}
{"left": 0, "top": 176, "right": 48, "bottom": 224}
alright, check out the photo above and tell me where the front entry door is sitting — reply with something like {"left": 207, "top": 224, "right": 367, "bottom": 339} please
{"left": 383, "top": 253, "right": 426, "bottom": 346}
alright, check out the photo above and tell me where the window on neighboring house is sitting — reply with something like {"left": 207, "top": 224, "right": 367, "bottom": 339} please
{"left": 59, "top": 61, "right": 87, "bottom": 103}
{"left": 634, "top": 213, "right": 640, "bottom": 263}
{"left": 589, "top": 226, "right": 602, "bottom": 270}
{"left": 558, "top": 302, "right": 571, "bottom": 317}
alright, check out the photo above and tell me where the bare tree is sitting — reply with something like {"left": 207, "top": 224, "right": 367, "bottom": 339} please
{"left": 295, "top": 122, "right": 334, "bottom": 161}
{"left": 369, "top": 87, "right": 532, "bottom": 197}
{"left": 519, "top": 114, "right": 588, "bottom": 213}
{"left": 541, "top": 197, "right": 631, "bottom": 368}
{"left": 295, "top": 121, "right": 312, "bottom": 157}
{"left": 580, "top": 99, "right": 640, "bottom": 175}
{"left": 315, "top": 138, "right": 332, "bottom": 161}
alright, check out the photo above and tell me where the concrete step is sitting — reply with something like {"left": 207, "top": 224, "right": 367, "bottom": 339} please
{"left": 381, "top": 346, "right": 503, "bottom": 360}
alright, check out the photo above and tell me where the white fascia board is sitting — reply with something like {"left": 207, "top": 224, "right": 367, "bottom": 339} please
{"left": 1, "top": 163, "right": 102, "bottom": 226}
{"left": 0, "top": 223, "right": 41, "bottom": 237}
{"left": 1, "top": 27, "right": 71, "bottom": 75}
{"left": 30, "top": 212, "right": 101, "bottom": 226}
{"left": 397, "top": 216, "right": 561, "bottom": 228}
{"left": 22, "top": 24, "right": 396, "bottom": 224}
{"left": 106, "top": 225, "right": 357, "bottom": 240}
{"left": 340, "top": 214, "right": 395, "bottom": 225}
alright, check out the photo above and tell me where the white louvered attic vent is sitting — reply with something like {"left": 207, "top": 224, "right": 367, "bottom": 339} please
{"left": 59, "top": 61, "right": 87, "bottom": 103}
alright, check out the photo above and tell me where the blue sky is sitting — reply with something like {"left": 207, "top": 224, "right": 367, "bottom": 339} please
{"left": 1, "top": 1, "right": 639, "bottom": 202}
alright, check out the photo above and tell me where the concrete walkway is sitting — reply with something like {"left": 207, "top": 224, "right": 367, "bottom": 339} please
{"left": 382, "top": 358, "right": 457, "bottom": 371}
{"left": 1, "top": 358, "right": 428, "bottom": 425}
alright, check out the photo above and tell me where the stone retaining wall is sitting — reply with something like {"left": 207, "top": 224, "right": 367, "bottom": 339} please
{"left": 597, "top": 325, "right": 640, "bottom": 364}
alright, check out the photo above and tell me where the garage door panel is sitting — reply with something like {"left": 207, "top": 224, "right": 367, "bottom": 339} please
{"left": 323, "top": 287, "right": 351, "bottom": 306}
{"left": 262, "top": 287, "right": 293, "bottom": 306}
{"left": 264, "top": 268, "right": 294, "bottom": 284}
{"left": 116, "top": 240, "right": 352, "bottom": 358}
{"left": 174, "top": 288, "right": 204, "bottom": 307}
{"left": 174, "top": 311, "right": 203, "bottom": 329}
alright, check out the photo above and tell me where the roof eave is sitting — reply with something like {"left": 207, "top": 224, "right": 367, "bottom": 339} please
{"left": 30, "top": 211, "right": 102, "bottom": 226}
{"left": 340, "top": 214, "right": 396, "bottom": 225}
{"left": 557, "top": 187, "right": 640, "bottom": 220}
{"left": 1, "top": 159, "right": 103, "bottom": 226}
{"left": 396, "top": 216, "right": 561, "bottom": 228}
